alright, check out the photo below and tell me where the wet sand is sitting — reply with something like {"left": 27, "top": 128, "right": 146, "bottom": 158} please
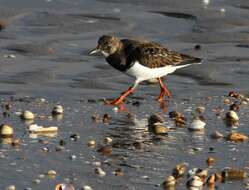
{"left": 0, "top": 0, "right": 249, "bottom": 189}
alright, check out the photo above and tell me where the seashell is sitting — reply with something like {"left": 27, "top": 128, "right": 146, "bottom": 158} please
{"left": 206, "top": 157, "right": 215, "bottom": 166}
{"left": 47, "top": 170, "right": 56, "bottom": 178}
{"left": 187, "top": 176, "right": 203, "bottom": 187}
{"left": 52, "top": 105, "right": 64, "bottom": 115}
{"left": 87, "top": 140, "right": 96, "bottom": 148}
{"left": 104, "top": 137, "right": 113, "bottom": 144}
{"left": 95, "top": 167, "right": 106, "bottom": 177}
{"left": 189, "top": 119, "right": 206, "bottom": 131}
{"left": 103, "top": 113, "right": 111, "bottom": 123}
{"left": 113, "top": 168, "right": 124, "bottom": 176}
{"left": 55, "top": 183, "right": 75, "bottom": 190}
{"left": 226, "top": 132, "right": 248, "bottom": 142}
{"left": 5, "top": 185, "right": 16, "bottom": 190}
{"left": 222, "top": 168, "right": 247, "bottom": 180}
{"left": 148, "top": 114, "right": 164, "bottom": 126}
{"left": 163, "top": 176, "right": 176, "bottom": 188}
{"left": 97, "top": 146, "right": 112, "bottom": 156}
{"left": 173, "top": 163, "right": 186, "bottom": 178}
{"left": 195, "top": 106, "right": 205, "bottom": 114}
{"left": 0, "top": 124, "right": 14, "bottom": 138}
{"left": 21, "top": 110, "right": 35, "bottom": 120}
{"left": 210, "top": 131, "right": 224, "bottom": 139}
{"left": 81, "top": 185, "right": 92, "bottom": 190}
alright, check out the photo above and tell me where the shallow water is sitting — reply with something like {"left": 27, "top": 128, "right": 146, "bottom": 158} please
{"left": 0, "top": 0, "right": 249, "bottom": 189}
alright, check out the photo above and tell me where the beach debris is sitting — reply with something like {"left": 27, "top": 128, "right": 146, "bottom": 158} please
{"left": 206, "top": 157, "right": 215, "bottom": 166}
{"left": 87, "top": 140, "right": 96, "bottom": 148}
{"left": 32, "top": 179, "right": 41, "bottom": 184}
{"left": 228, "top": 91, "right": 240, "bottom": 99}
{"left": 104, "top": 137, "right": 113, "bottom": 144}
{"left": 52, "top": 105, "right": 64, "bottom": 115}
{"left": 70, "top": 134, "right": 80, "bottom": 141}
{"left": 195, "top": 106, "right": 205, "bottom": 114}
{"left": 0, "top": 124, "right": 14, "bottom": 138}
{"left": 21, "top": 110, "right": 35, "bottom": 120}
{"left": 225, "top": 110, "right": 239, "bottom": 127}
{"left": 94, "top": 167, "right": 106, "bottom": 177}
{"left": 4, "top": 54, "right": 16, "bottom": 59}
{"left": 210, "top": 131, "right": 224, "bottom": 139}
{"left": 55, "top": 183, "right": 75, "bottom": 190}
{"left": 5, "top": 185, "right": 16, "bottom": 190}
{"left": 162, "top": 176, "right": 176, "bottom": 189}
{"left": 81, "top": 185, "right": 93, "bottom": 190}
{"left": 226, "top": 132, "right": 248, "bottom": 142}
{"left": 148, "top": 114, "right": 164, "bottom": 126}
{"left": 230, "top": 103, "right": 240, "bottom": 111}
{"left": 173, "top": 163, "right": 186, "bottom": 178}
{"left": 97, "top": 146, "right": 112, "bottom": 156}
{"left": 47, "top": 170, "right": 57, "bottom": 178}
{"left": 187, "top": 176, "right": 203, "bottom": 187}
{"left": 188, "top": 118, "right": 206, "bottom": 131}
{"left": 28, "top": 124, "right": 58, "bottom": 133}
{"left": 113, "top": 168, "right": 124, "bottom": 176}
{"left": 103, "top": 113, "right": 111, "bottom": 123}
{"left": 222, "top": 168, "right": 247, "bottom": 180}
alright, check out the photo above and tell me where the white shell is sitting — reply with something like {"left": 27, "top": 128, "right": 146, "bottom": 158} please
{"left": 0, "top": 124, "right": 14, "bottom": 136}
{"left": 82, "top": 185, "right": 93, "bottom": 190}
{"left": 189, "top": 119, "right": 206, "bottom": 131}
{"left": 21, "top": 110, "right": 35, "bottom": 120}
{"left": 52, "top": 105, "right": 64, "bottom": 114}
{"left": 188, "top": 176, "right": 203, "bottom": 187}
{"left": 95, "top": 167, "right": 106, "bottom": 177}
{"left": 226, "top": 111, "right": 239, "bottom": 121}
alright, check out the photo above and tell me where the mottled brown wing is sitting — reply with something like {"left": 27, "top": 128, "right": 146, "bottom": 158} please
{"left": 126, "top": 42, "right": 201, "bottom": 68}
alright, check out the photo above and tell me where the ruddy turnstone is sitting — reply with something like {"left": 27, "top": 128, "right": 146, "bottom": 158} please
{"left": 89, "top": 35, "right": 202, "bottom": 105}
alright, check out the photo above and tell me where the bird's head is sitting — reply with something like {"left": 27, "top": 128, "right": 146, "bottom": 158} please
{"left": 89, "top": 35, "right": 121, "bottom": 57}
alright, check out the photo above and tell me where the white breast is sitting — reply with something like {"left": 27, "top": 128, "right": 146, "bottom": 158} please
{"left": 126, "top": 61, "right": 191, "bottom": 82}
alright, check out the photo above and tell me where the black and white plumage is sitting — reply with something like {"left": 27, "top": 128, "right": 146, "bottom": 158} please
{"left": 89, "top": 35, "right": 202, "bottom": 105}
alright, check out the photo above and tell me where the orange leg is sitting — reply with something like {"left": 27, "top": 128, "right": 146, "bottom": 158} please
{"left": 157, "top": 77, "right": 172, "bottom": 102}
{"left": 106, "top": 86, "right": 134, "bottom": 105}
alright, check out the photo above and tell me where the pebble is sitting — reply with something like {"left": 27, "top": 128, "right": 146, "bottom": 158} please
{"left": 188, "top": 119, "right": 206, "bottom": 131}
{"left": 5, "top": 185, "right": 16, "bottom": 190}
{"left": 0, "top": 124, "right": 14, "bottom": 137}
{"left": 195, "top": 106, "right": 205, "bottom": 114}
{"left": 148, "top": 114, "right": 164, "bottom": 126}
{"left": 226, "top": 132, "right": 248, "bottom": 142}
{"left": 104, "top": 137, "right": 113, "bottom": 144}
{"left": 206, "top": 157, "right": 216, "bottom": 166}
{"left": 97, "top": 146, "right": 112, "bottom": 156}
{"left": 163, "top": 176, "right": 176, "bottom": 188}
{"left": 103, "top": 114, "right": 111, "bottom": 123}
{"left": 113, "top": 168, "right": 124, "bottom": 176}
{"left": 87, "top": 140, "right": 96, "bottom": 148}
{"left": 94, "top": 167, "right": 106, "bottom": 177}
{"left": 47, "top": 170, "right": 56, "bottom": 177}
{"left": 226, "top": 110, "right": 239, "bottom": 127}
{"left": 210, "top": 131, "right": 224, "bottom": 139}
{"left": 81, "top": 185, "right": 92, "bottom": 190}
{"left": 92, "top": 161, "right": 101, "bottom": 167}
{"left": 21, "top": 110, "right": 35, "bottom": 120}
{"left": 55, "top": 183, "right": 75, "bottom": 190}
{"left": 152, "top": 124, "right": 168, "bottom": 135}
{"left": 173, "top": 163, "right": 186, "bottom": 178}
{"left": 32, "top": 179, "right": 41, "bottom": 184}
{"left": 70, "top": 134, "right": 80, "bottom": 141}
{"left": 52, "top": 105, "right": 64, "bottom": 115}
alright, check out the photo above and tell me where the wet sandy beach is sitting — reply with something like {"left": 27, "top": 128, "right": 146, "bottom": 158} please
{"left": 0, "top": 0, "right": 249, "bottom": 189}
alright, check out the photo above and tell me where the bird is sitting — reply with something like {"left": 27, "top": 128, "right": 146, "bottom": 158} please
{"left": 89, "top": 35, "right": 202, "bottom": 105}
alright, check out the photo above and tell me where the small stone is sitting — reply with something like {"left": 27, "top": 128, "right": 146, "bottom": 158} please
{"left": 92, "top": 161, "right": 101, "bottom": 167}
{"left": 188, "top": 119, "right": 206, "bottom": 131}
{"left": 152, "top": 124, "right": 168, "bottom": 135}
{"left": 228, "top": 91, "right": 240, "bottom": 99}
{"left": 148, "top": 114, "right": 164, "bottom": 126}
{"left": 206, "top": 157, "right": 216, "bottom": 166}
{"left": 226, "top": 132, "right": 248, "bottom": 142}
{"left": 52, "top": 105, "right": 64, "bottom": 115}
{"left": 97, "top": 146, "right": 112, "bottom": 156}
{"left": 11, "top": 139, "right": 22, "bottom": 147}
{"left": 55, "top": 183, "right": 75, "bottom": 190}
{"left": 70, "top": 155, "right": 77, "bottom": 160}
{"left": 5, "top": 185, "right": 16, "bottom": 190}
{"left": 195, "top": 106, "right": 205, "bottom": 114}
{"left": 70, "top": 134, "right": 80, "bottom": 141}
{"left": 81, "top": 185, "right": 92, "bottom": 190}
{"left": 222, "top": 168, "right": 247, "bottom": 180}
{"left": 0, "top": 124, "right": 14, "bottom": 138}
{"left": 162, "top": 176, "right": 176, "bottom": 188}
{"left": 47, "top": 170, "right": 56, "bottom": 178}
{"left": 113, "top": 168, "right": 124, "bottom": 176}
{"left": 33, "top": 179, "right": 41, "bottom": 184}
{"left": 173, "top": 163, "right": 186, "bottom": 178}
{"left": 103, "top": 114, "right": 111, "bottom": 123}
{"left": 223, "top": 98, "right": 231, "bottom": 104}
{"left": 94, "top": 167, "right": 106, "bottom": 177}
{"left": 21, "top": 110, "right": 35, "bottom": 120}
{"left": 210, "top": 131, "right": 224, "bottom": 139}
{"left": 87, "top": 140, "right": 96, "bottom": 148}
{"left": 104, "top": 137, "right": 113, "bottom": 144}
